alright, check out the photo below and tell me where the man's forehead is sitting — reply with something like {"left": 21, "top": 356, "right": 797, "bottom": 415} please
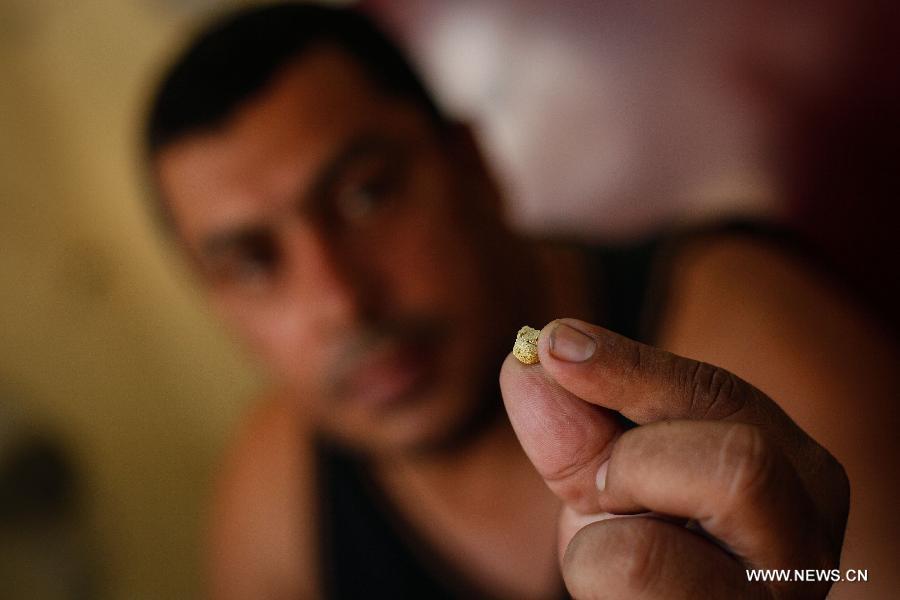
{"left": 155, "top": 46, "right": 429, "bottom": 244}
{"left": 223, "top": 45, "right": 391, "bottom": 143}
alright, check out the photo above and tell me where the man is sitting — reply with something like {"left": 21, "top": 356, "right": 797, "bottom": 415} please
{"left": 144, "top": 4, "right": 896, "bottom": 598}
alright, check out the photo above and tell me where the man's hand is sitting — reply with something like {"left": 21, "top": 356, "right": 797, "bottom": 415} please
{"left": 500, "top": 318, "right": 849, "bottom": 599}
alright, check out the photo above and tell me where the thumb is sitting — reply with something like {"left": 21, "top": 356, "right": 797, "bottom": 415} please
{"left": 499, "top": 348, "right": 623, "bottom": 514}
{"left": 500, "top": 317, "right": 773, "bottom": 514}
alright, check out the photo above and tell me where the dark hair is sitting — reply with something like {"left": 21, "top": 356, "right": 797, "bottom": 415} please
{"left": 144, "top": 2, "right": 446, "bottom": 157}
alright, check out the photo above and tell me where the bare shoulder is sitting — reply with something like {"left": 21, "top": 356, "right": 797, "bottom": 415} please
{"left": 207, "top": 390, "right": 319, "bottom": 599}
{"left": 657, "top": 232, "right": 899, "bottom": 413}
{"left": 661, "top": 235, "right": 896, "bottom": 368}
{"left": 656, "top": 231, "right": 900, "bottom": 597}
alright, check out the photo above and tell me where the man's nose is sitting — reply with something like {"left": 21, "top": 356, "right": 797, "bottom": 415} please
{"left": 284, "top": 223, "right": 373, "bottom": 327}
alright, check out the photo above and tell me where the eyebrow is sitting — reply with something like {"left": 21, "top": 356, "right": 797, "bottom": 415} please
{"left": 198, "top": 133, "right": 401, "bottom": 260}
{"left": 306, "top": 132, "right": 401, "bottom": 201}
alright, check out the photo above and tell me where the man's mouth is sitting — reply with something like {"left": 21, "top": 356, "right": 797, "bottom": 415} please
{"left": 342, "top": 337, "right": 439, "bottom": 411}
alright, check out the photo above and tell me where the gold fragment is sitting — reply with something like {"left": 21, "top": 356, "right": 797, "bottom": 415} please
{"left": 513, "top": 326, "right": 541, "bottom": 365}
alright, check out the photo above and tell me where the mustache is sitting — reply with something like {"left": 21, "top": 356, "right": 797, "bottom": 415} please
{"left": 325, "top": 316, "right": 447, "bottom": 397}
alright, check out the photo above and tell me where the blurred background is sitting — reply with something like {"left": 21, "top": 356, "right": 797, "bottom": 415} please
{"left": 1, "top": 0, "right": 897, "bottom": 598}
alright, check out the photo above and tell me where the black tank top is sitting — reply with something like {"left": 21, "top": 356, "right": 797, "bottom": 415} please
{"left": 313, "top": 221, "right": 817, "bottom": 599}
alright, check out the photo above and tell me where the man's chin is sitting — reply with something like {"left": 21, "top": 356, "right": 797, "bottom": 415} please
{"left": 321, "top": 386, "right": 504, "bottom": 458}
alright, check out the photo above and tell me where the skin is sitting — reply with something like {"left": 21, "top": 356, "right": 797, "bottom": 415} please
{"left": 657, "top": 238, "right": 900, "bottom": 599}
{"left": 152, "top": 44, "right": 895, "bottom": 600}
{"left": 156, "top": 48, "right": 522, "bottom": 456}
{"left": 501, "top": 319, "right": 849, "bottom": 599}
{"left": 502, "top": 239, "right": 900, "bottom": 598}
{"left": 155, "top": 46, "right": 566, "bottom": 598}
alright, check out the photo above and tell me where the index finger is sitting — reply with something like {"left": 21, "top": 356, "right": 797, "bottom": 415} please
{"left": 500, "top": 318, "right": 819, "bottom": 514}
{"left": 536, "top": 318, "right": 784, "bottom": 430}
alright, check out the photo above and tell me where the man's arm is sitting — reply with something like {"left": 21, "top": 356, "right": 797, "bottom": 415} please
{"left": 658, "top": 236, "right": 900, "bottom": 598}
{"left": 207, "top": 394, "right": 318, "bottom": 600}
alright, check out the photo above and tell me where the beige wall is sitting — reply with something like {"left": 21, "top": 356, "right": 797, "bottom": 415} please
{"left": 1, "top": 1, "right": 266, "bottom": 598}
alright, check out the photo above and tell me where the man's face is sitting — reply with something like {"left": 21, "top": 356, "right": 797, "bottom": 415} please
{"left": 155, "top": 47, "right": 516, "bottom": 454}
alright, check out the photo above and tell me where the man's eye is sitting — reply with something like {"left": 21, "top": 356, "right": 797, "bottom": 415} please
{"left": 335, "top": 176, "right": 394, "bottom": 223}
{"left": 237, "top": 251, "right": 274, "bottom": 278}
{"left": 223, "top": 243, "right": 279, "bottom": 285}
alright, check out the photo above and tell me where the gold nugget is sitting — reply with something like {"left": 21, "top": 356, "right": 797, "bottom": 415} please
{"left": 513, "top": 326, "right": 541, "bottom": 365}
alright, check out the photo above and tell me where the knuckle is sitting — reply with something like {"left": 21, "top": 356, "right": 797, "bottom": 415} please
{"left": 563, "top": 523, "right": 610, "bottom": 599}
{"left": 684, "top": 360, "right": 744, "bottom": 420}
{"left": 620, "top": 339, "right": 648, "bottom": 384}
{"left": 716, "top": 423, "right": 776, "bottom": 504}
{"left": 617, "top": 522, "right": 666, "bottom": 594}
{"left": 610, "top": 425, "right": 656, "bottom": 473}
{"left": 564, "top": 520, "right": 666, "bottom": 599}
{"left": 604, "top": 427, "right": 650, "bottom": 486}
{"left": 613, "top": 427, "right": 639, "bottom": 458}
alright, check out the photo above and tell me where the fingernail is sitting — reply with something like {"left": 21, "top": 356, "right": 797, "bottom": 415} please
{"left": 549, "top": 322, "right": 596, "bottom": 362}
{"left": 595, "top": 460, "right": 609, "bottom": 492}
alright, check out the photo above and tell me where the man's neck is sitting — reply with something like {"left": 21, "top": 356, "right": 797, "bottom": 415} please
{"left": 375, "top": 412, "right": 535, "bottom": 512}
{"left": 376, "top": 240, "right": 594, "bottom": 498}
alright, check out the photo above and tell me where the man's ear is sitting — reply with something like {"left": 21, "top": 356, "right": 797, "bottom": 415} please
{"left": 444, "top": 121, "right": 506, "bottom": 218}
